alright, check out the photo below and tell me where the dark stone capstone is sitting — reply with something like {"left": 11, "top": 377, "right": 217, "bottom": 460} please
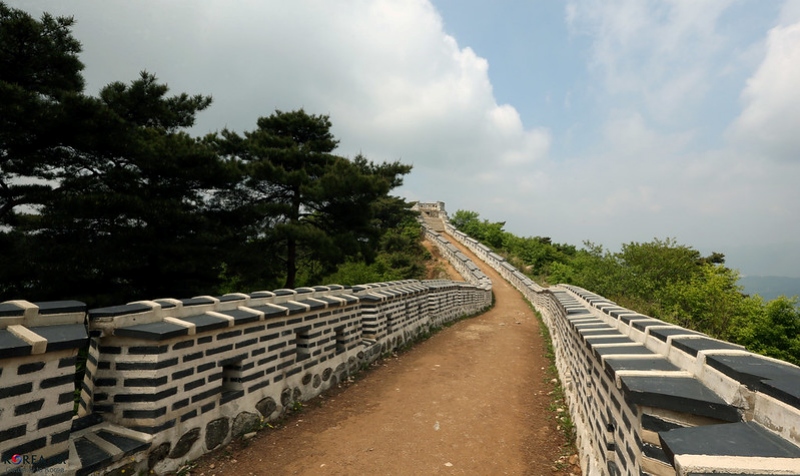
{"left": 114, "top": 322, "right": 189, "bottom": 341}
{"left": 621, "top": 376, "right": 739, "bottom": 422}
{"left": 659, "top": 421, "right": 800, "bottom": 463}
{"left": 73, "top": 437, "right": 112, "bottom": 474}
{"left": 28, "top": 324, "right": 88, "bottom": 351}
{"left": 35, "top": 300, "right": 86, "bottom": 315}
{"left": 149, "top": 442, "right": 170, "bottom": 468}
{"left": 256, "top": 397, "right": 277, "bottom": 417}
{"left": 232, "top": 412, "right": 261, "bottom": 437}
{"left": 205, "top": 418, "right": 230, "bottom": 450}
{"left": 705, "top": 353, "right": 800, "bottom": 409}
{"left": 169, "top": 429, "right": 199, "bottom": 459}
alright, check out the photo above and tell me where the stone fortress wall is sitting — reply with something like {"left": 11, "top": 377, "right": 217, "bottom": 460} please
{"left": 418, "top": 201, "right": 800, "bottom": 476}
{"left": 0, "top": 225, "right": 490, "bottom": 475}
{"left": 3, "top": 200, "right": 799, "bottom": 476}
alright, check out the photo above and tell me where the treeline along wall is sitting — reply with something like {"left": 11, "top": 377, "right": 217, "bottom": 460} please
{"left": 425, "top": 202, "right": 800, "bottom": 475}
{"left": 3, "top": 200, "right": 800, "bottom": 475}
{"left": 0, "top": 267, "right": 490, "bottom": 475}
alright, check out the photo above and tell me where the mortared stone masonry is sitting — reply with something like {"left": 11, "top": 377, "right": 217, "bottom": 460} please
{"left": 2, "top": 201, "right": 798, "bottom": 475}
{"left": 421, "top": 201, "right": 800, "bottom": 476}
{"left": 0, "top": 236, "right": 490, "bottom": 476}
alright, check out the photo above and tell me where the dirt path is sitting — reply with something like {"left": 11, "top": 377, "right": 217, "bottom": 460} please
{"left": 189, "top": 234, "right": 578, "bottom": 476}
{"left": 421, "top": 239, "right": 463, "bottom": 281}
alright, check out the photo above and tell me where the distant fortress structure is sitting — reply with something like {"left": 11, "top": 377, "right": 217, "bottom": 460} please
{"left": 0, "top": 202, "right": 798, "bottom": 475}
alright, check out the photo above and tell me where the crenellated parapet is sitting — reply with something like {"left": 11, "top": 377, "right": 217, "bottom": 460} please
{"left": 1, "top": 273, "right": 491, "bottom": 475}
{"left": 420, "top": 200, "right": 800, "bottom": 476}
{"left": 0, "top": 301, "right": 88, "bottom": 472}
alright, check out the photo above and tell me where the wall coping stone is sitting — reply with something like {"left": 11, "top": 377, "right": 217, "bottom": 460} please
{"left": 620, "top": 375, "right": 741, "bottom": 421}
{"left": 672, "top": 337, "right": 745, "bottom": 357}
{"left": 7, "top": 324, "right": 48, "bottom": 354}
{"left": 35, "top": 300, "right": 86, "bottom": 315}
{"left": 0, "top": 328, "right": 33, "bottom": 356}
{"left": 0, "top": 301, "right": 27, "bottom": 317}
{"left": 163, "top": 316, "right": 197, "bottom": 335}
{"left": 181, "top": 297, "right": 217, "bottom": 307}
{"left": 153, "top": 299, "right": 178, "bottom": 309}
{"left": 0, "top": 300, "right": 87, "bottom": 329}
{"left": 249, "top": 291, "right": 276, "bottom": 299}
{"left": 420, "top": 201, "right": 800, "bottom": 473}
{"left": 604, "top": 356, "right": 682, "bottom": 377}
{"left": 664, "top": 420, "right": 799, "bottom": 456}
{"left": 295, "top": 298, "right": 326, "bottom": 311}
{"left": 249, "top": 303, "right": 290, "bottom": 317}
{"left": 30, "top": 324, "right": 88, "bottom": 352}
{"left": 649, "top": 327, "right": 702, "bottom": 342}
{"left": 313, "top": 296, "right": 344, "bottom": 307}
{"left": 181, "top": 313, "right": 230, "bottom": 332}
{"left": 89, "top": 303, "right": 154, "bottom": 319}
{"left": 283, "top": 301, "right": 310, "bottom": 314}
{"left": 215, "top": 308, "right": 262, "bottom": 324}
{"left": 114, "top": 321, "right": 189, "bottom": 341}
{"left": 705, "top": 353, "right": 800, "bottom": 409}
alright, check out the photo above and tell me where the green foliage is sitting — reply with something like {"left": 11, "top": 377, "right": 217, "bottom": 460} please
{"left": 0, "top": 3, "right": 419, "bottom": 307}
{"left": 213, "top": 110, "right": 413, "bottom": 289}
{"left": 1, "top": 2, "right": 85, "bottom": 226}
{"left": 450, "top": 209, "right": 575, "bottom": 280}
{"left": 556, "top": 242, "right": 625, "bottom": 300}
{"left": 452, "top": 208, "right": 800, "bottom": 365}
{"left": 321, "top": 216, "right": 428, "bottom": 285}
{"left": 617, "top": 238, "right": 705, "bottom": 299}
{"left": 5, "top": 70, "right": 230, "bottom": 306}
{"left": 450, "top": 209, "right": 505, "bottom": 248}
{"left": 658, "top": 264, "right": 749, "bottom": 339}
{"left": 731, "top": 296, "right": 800, "bottom": 366}
{"left": 322, "top": 261, "right": 395, "bottom": 286}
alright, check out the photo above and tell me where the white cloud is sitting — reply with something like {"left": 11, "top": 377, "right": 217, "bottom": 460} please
{"left": 10, "top": 0, "right": 549, "bottom": 177}
{"left": 602, "top": 110, "right": 692, "bottom": 158}
{"left": 728, "top": 20, "right": 800, "bottom": 161}
{"left": 566, "top": 0, "right": 732, "bottom": 124}
{"left": 551, "top": 1, "right": 800, "bottom": 261}
{"left": 8, "top": 0, "right": 800, "bottom": 276}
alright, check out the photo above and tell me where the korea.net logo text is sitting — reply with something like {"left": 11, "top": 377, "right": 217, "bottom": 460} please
{"left": 2, "top": 454, "right": 64, "bottom": 473}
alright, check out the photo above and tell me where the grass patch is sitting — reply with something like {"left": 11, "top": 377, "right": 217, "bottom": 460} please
{"left": 527, "top": 300, "right": 578, "bottom": 464}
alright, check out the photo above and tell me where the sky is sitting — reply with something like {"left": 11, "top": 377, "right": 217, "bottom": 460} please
{"left": 9, "top": 0, "right": 800, "bottom": 277}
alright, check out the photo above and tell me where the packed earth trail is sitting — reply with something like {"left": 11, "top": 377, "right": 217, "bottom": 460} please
{"left": 189, "top": 234, "right": 579, "bottom": 475}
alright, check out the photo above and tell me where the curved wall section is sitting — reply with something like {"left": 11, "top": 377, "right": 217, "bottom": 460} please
{"left": 1, "top": 274, "right": 490, "bottom": 475}
{"left": 418, "top": 201, "right": 800, "bottom": 476}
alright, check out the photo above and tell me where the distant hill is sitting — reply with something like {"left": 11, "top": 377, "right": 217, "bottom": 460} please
{"left": 738, "top": 276, "right": 800, "bottom": 301}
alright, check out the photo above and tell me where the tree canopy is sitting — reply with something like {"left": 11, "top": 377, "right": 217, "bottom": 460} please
{"left": 0, "top": 3, "right": 84, "bottom": 225}
{"left": 213, "top": 110, "right": 413, "bottom": 288}
{"left": 451, "top": 209, "right": 800, "bottom": 365}
{"left": 0, "top": 3, "right": 421, "bottom": 306}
